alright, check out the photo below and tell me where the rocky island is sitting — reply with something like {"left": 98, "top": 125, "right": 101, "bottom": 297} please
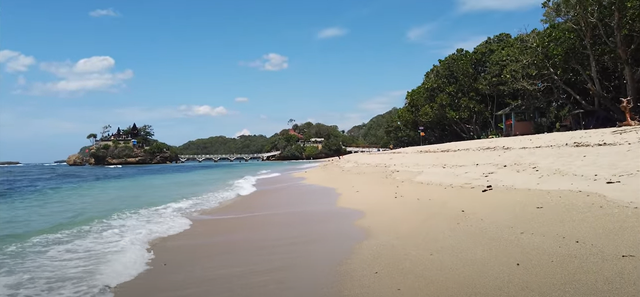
{"left": 66, "top": 123, "right": 179, "bottom": 166}
{"left": 0, "top": 161, "right": 21, "bottom": 166}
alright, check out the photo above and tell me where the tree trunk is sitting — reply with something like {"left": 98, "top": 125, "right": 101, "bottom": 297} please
{"left": 614, "top": 2, "right": 638, "bottom": 101}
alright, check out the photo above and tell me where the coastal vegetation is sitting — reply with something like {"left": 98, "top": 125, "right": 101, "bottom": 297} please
{"left": 68, "top": 123, "right": 179, "bottom": 166}
{"left": 375, "top": 0, "right": 639, "bottom": 147}
{"left": 179, "top": 122, "right": 350, "bottom": 160}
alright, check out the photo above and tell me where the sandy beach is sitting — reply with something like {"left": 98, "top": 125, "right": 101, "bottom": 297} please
{"left": 116, "top": 127, "right": 639, "bottom": 297}
{"left": 298, "top": 127, "right": 640, "bottom": 296}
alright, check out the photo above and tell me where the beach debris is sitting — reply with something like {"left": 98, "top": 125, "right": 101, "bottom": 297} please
{"left": 536, "top": 206, "right": 544, "bottom": 209}
{"left": 605, "top": 181, "right": 621, "bottom": 184}
{"left": 461, "top": 210, "right": 465, "bottom": 212}
{"left": 617, "top": 97, "right": 639, "bottom": 127}
{"left": 516, "top": 263, "right": 520, "bottom": 266}
{"left": 622, "top": 254, "right": 636, "bottom": 258}
{"left": 482, "top": 185, "right": 493, "bottom": 193}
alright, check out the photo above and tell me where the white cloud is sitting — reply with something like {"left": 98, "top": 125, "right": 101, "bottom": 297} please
{"left": 27, "top": 56, "right": 133, "bottom": 96}
{"left": 0, "top": 50, "right": 36, "bottom": 72}
{"left": 317, "top": 27, "right": 348, "bottom": 39}
{"left": 234, "top": 97, "right": 249, "bottom": 102}
{"left": 89, "top": 8, "right": 120, "bottom": 17}
{"left": 235, "top": 128, "right": 251, "bottom": 137}
{"left": 112, "top": 105, "right": 229, "bottom": 121}
{"left": 406, "top": 24, "right": 435, "bottom": 42}
{"left": 358, "top": 90, "right": 407, "bottom": 113}
{"left": 456, "top": 0, "right": 541, "bottom": 12}
{"left": 241, "top": 53, "right": 289, "bottom": 71}
{"left": 178, "top": 105, "right": 228, "bottom": 117}
{"left": 444, "top": 36, "right": 487, "bottom": 53}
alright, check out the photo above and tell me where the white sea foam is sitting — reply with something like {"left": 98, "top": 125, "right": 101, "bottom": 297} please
{"left": 105, "top": 165, "right": 122, "bottom": 168}
{"left": 256, "top": 170, "right": 271, "bottom": 174}
{"left": 0, "top": 172, "right": 281, "bottom": 297}
{"left": 295, "top": 163, "right": 321, "bottom": 169}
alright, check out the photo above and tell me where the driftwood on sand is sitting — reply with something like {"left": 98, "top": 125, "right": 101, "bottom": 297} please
{"left": 617, "top": 97, "right": 639, "bottom": 127}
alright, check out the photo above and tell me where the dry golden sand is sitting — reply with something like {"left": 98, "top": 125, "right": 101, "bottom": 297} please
{"left": 297, "top": 127, "right": 640, "bottom": 296}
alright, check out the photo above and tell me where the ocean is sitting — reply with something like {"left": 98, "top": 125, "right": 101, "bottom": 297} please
{"left": 0, "top": 161, "right": 317, "bottom": 297}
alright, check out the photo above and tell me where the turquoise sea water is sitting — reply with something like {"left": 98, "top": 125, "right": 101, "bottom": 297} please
{"left": 0, "top": 161, "right": 316, "bottom": 296}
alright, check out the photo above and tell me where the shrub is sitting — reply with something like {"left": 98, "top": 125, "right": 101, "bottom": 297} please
{"left": 304, "top": 146, "right": 319, "bottom": 159}
{"left": 113, "top": 146, "right": 135, "bottom": 158}
{"left": 90, "top": 149, "right": 108, "bottom": 164}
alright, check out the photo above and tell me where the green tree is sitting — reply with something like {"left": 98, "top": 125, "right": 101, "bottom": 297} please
{"left": 304, "top": 146, "right": 319, "bottom": 159}
{"left": 100, "top": 125, "right": 111, "bottom": 139}
{"left": 86, "top": 133, "right": 98, "bottom": 146}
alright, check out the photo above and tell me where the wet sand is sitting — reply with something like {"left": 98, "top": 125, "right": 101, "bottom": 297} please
{"left": 115, "top": 175, "right": 363, "bottom": 297}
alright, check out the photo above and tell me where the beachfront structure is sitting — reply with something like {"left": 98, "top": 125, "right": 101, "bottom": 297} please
{"left": 288, "top": 129, "right": 304, "bottom": 139}
{"left": 96, "top": 123, "right": 141, "bottom": 146}
{"left": 299, "top": 138, "right": 325, "bottom": 149}
{"left": 496, "top": 106, "right": 541, "bottom": 136}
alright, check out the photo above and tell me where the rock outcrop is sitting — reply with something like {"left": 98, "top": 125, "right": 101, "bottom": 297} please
{"left": 66, "top": 154, "right": 87, "bottom": 166}
{"left": 66, "top": 144, "right": 178, "bottom": 166}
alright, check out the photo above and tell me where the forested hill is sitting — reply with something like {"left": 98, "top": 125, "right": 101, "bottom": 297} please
{"left": 177, "top": 122, "right": 352, "bottom": 160}
{"left": 346, "top": 108, "right": 400, "bottom": 148}
{"left": 178, "top": 135, "right": 270, "bottom": 155}
{"left": 352, "top": 0, "right": 639, "bottom": 148}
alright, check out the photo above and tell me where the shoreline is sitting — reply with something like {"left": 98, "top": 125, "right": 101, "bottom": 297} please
{"left": 114, "top": 173, "right": 363, "bottom": 297}
{"left": 115, "top": 128, "right": 639, "bottom": 296}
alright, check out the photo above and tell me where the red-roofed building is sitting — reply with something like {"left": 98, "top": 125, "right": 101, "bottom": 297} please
{"left": 288, "top": 129, "right": 304, "bottom": 139}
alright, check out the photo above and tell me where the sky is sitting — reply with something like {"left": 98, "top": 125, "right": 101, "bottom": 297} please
{"left": 0, "top": 0, "right": 545, "bottom": 163}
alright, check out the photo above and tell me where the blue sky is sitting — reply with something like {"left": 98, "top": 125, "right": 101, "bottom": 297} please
{"left": 0, "top": 0, "right": 544, "bottom": 162}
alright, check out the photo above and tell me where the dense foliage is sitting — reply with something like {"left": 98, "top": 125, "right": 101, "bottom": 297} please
{"left": 179, "top": 135, "right": 271, "bottom": 155}
{"left": 178, "top": 122, "right": 348, "bottom": 160}
{"left": 382, "top": 0, "right": 639, "bottom": 146}
{"left": 79, "top": 124, "right": 179, "bottom": 164}
{"left": 346, "top": 108, "right": 400, "bottom": 148}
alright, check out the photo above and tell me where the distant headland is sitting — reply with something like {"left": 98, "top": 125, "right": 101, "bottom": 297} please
{"left": 65, "top": 119, "right": 395, "bottom": 166}
{"left": 66, "top": 123, "right": 179, "bottom": 166}
{"left": 0, "top": 161, "right": 21, "bottom": 166}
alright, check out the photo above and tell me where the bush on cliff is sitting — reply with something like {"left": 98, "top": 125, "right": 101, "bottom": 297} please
{"left": 89, "top": 149, "right": 108, "bottom": 164}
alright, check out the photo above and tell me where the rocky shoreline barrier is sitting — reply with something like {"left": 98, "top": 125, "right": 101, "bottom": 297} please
{"left": 66, "top": 145, "right": 179, "bottom": 166}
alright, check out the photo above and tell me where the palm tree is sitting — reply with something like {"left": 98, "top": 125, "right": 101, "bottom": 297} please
{"left": 287, "top": 119, "right": 296, "bottom": 127}
{"left": 86, "top": 133, "right": 98, "bottom": 146}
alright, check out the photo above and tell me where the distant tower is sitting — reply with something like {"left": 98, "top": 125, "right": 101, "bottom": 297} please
{"left": 130, "top": 123, "right": 139, "bottom": 138}
{"left": 114, "top": 127, "right": 123, "bottom": 139}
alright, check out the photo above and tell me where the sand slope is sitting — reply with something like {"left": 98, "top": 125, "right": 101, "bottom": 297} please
{"left": 298, "top": 127, "right": 640, "bottom": 296}
{"left": 342, "top": 127, "right": 640, "bottom": 204}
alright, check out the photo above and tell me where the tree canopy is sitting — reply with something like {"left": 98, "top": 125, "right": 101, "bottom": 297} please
{"left": 177, "top": 122, "right": 349, "bottom": 160}
{"left": 381, "top": 0, "right": 639, "bottom": 146}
